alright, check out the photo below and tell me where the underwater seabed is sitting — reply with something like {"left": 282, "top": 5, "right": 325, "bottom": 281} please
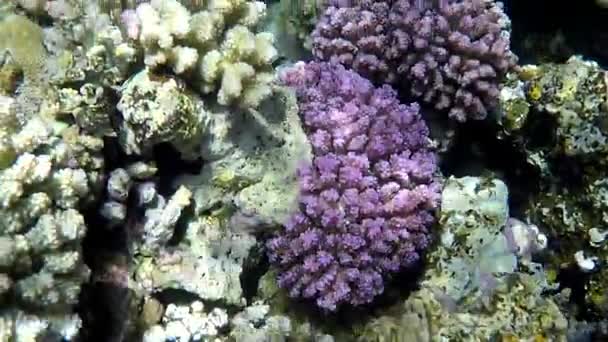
{"left": 0, "top": 0, "right": 608, "bottom": 341}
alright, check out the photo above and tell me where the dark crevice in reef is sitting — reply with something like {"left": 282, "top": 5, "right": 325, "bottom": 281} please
{"left": 79, "top": 282, "right": 131, "bottom": 342}
{"left": 79, "top": 140, "right": 205, "bottom": 340}
{"left": 79, "top": 137, "right": 132, "bottom": 342}
{"left": 505, "top": 0, "right": 608, "bottom": 65}
{"left": 439, "top": 118, "right": 540, "bottom": 217}
{"left": 554, "top": 265, "right": 597, "bottom": 321}
{"left": 152, "top": 142, "right": 203, "bottom": 197}
{"left": 240, "top": 244, "right": 270, "bottom": 304}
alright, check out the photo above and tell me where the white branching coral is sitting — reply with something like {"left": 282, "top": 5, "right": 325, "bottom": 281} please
{"left": 121, "top": 0, "right": 277, "bottom": 107}
{"left": 0, "top": 92, "right": 103, "bottom": 341}
{"left": 143, "top": 301, "right": 228, "bottom": 342}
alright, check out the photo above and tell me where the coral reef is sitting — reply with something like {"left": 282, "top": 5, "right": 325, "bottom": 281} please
{"left": 132, "top": 212, "right": 257, "bottom": 306}
{"left": 0, "top": 90, "right": 104, "bottom": 340}
{"left": 96, "top": 159, "right": 254, "bottom": 306}
{"left": 356, "top": 177, "right": 567, "bottom": 341}
{"left": 0, "top": 14, "right": 45, "bottom": 80}
{"left": 500, "top": 56, "right": 608, "bottom": 160}
{"left": 312, "top": 0, "right": 518, "bottom": 121}
{"left": 277, "top": 0, "right": 324, "bottom": 49}
{"left": 3, "top": 0, "right": 608, "bottom": 340}
{"left": 498, "top": 55, "right": 608, "bottom": 317}
{"left": 143, "top": 301, "right": 228, "bottom": 341}
{"left": 120, "top": 0, "right": 278, "bottom": 107}
{"left": 180, "top": 84, "right": 312, "bottom": 230}
{"left": 267, "top": 61, "right": 440, "bottom": 311}
{"left": 229, "top": 301, "right": 336, "bottom": 341}
{"left": 116, "top": 69, "right": 207, "bottom": 158}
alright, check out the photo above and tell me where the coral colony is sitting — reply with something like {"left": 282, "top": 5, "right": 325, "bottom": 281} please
{"left": 1, "top": 0, "right": 608, "bottom": 340}
{"left": 312, "top": 0, "right": 517, "bottom": 121}
{"left": 267, "top": 61, "right": 440, "bottom": 311}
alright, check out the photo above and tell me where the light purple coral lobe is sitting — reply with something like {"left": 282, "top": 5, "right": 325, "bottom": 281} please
{"left": 267, "top": 61, "right": 440, "bottom": 311}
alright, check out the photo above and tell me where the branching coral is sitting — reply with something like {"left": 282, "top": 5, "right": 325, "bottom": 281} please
{"left": 267, "top": 61, "right": 440, "bottom": 311}
{"left": 0, "top": 90, "right": 104, "bottom": 339}
{"left": 312, "top": 0, "right": 518, "bottom": 121}
{"left": 121, "top": 0, "right": 278, "bottom": 108}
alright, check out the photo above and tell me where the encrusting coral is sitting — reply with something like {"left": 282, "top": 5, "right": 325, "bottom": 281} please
{"left": 120, "top": 0, "right": 278, "bottom": 108}
{"left": 116, "top": 68, "right": 208, "bottom": 158}
{"left": 312, "top": 0, "right": 518, "bottom": 121}
{"left": 267, "top": 61, "right": 440, "bottom": 311}
{"left": 0, "top": 14, "right": 45, "bottom": 81}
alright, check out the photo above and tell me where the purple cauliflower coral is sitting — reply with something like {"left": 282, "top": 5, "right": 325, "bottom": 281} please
{"left": 312, "top": 0, "right": 518, "bottom": 121}
{"left": 266, "top": 61, "right": 440, "bottom": 311}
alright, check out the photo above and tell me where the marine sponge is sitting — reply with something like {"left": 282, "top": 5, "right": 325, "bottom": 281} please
{"left": 266, "top": 61, "right": 440, "bottom": 311}
{"left": 312, "top": 0, "right": 518, "bottom": 121}
{"left": 121, "top": 0, "right": 278, "bottom": 107}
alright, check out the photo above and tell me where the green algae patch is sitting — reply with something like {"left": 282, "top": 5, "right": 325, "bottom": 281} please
{"left": 0, "top": 15, "right": 45, "bottom": 80}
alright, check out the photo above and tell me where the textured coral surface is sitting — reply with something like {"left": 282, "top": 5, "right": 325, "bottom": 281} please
{"left": 267, "top": 61, "right": 440, "bottom": 311}
{"left": 312, "top": 0, "right": 518, "bottom": 121}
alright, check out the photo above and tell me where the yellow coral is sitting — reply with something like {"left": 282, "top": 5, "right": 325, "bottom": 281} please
{"left": 212, "top": 168, "right": 237, "bottom": 188}
{"left": 528, "top": 82, "right": 542, "bottom": 101}
{"left": 519, "top": 65, "right": 540, "bottom": 81}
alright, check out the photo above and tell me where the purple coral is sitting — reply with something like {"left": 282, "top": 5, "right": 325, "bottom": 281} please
{"left": 266, "top": 61, "right": 440, "bottom": 311}
{"left": 312, "top": 0, "right": 518, "bottom": 121}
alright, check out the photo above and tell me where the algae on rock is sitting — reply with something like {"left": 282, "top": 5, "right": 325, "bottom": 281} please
{"left": 117, "top": 68, "right": 208, "bottom": 158}
{"left": 498, "top": 56, "right": 608, "bottom": 318}
{"left": 179, "top": 85, "right": 312, "bottom": 230}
